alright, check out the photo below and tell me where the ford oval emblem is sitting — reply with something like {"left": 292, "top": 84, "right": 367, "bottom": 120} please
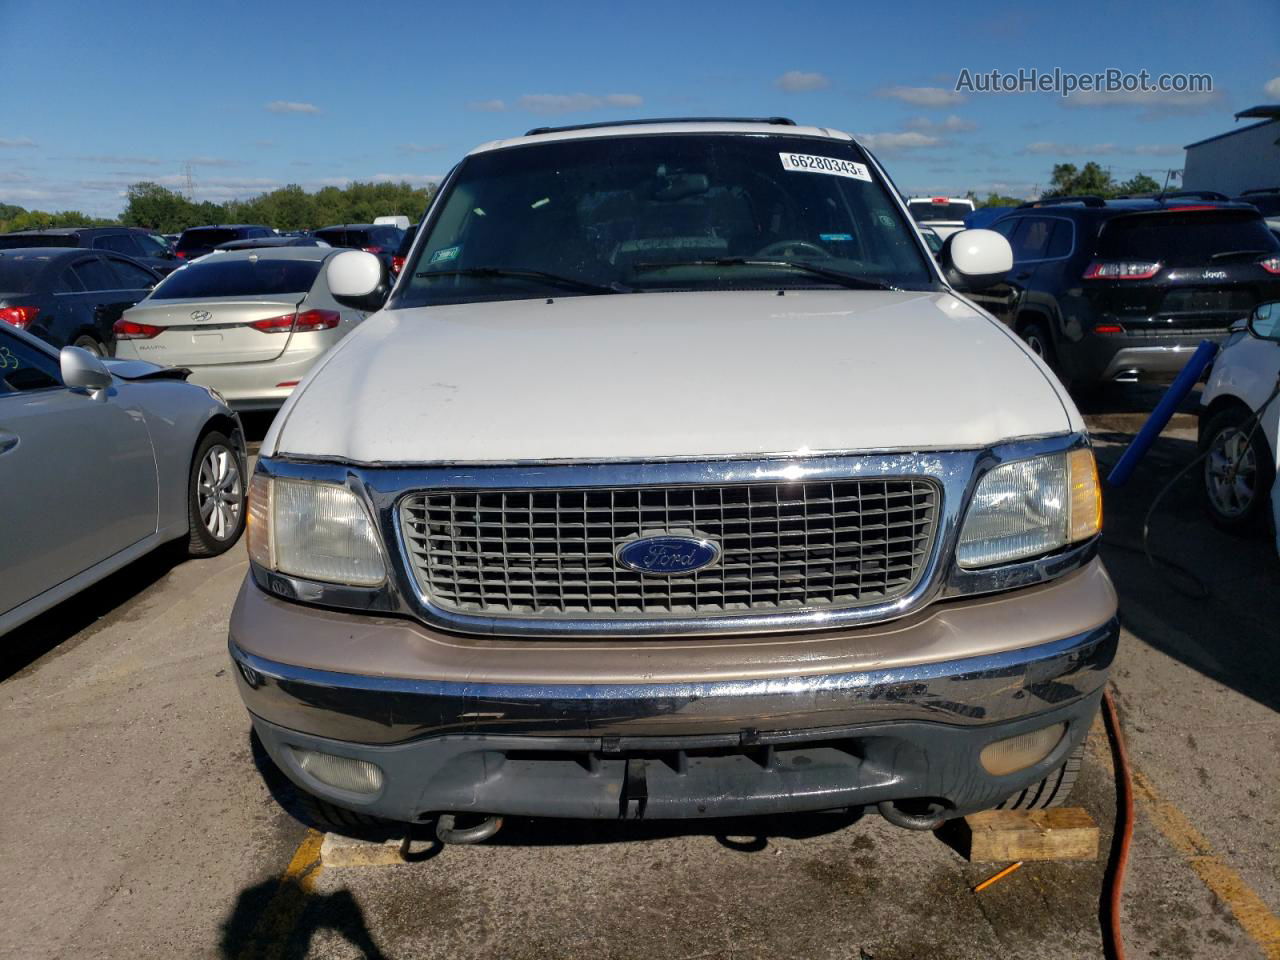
{"left": 616, "top": 535, "right": 721, "bottom": 576}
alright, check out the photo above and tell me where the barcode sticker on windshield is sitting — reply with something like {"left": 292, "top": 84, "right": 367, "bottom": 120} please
{"left": 779, "top": 152, "right": 872, "bottom": 182}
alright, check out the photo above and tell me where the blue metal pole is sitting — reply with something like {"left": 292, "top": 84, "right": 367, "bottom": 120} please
{"left": 1106, "top": 339, "right": 1218, "bottom": 488}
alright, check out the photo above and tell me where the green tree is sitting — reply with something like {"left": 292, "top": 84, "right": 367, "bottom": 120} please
{"left": 1044, "top": 162, "right": 1115, "bottom": 198}
{"left": 1116, "top": 173, "right": 1162, "bottom": 196}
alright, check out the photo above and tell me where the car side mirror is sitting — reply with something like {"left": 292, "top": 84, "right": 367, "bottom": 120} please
{"left": 327, "top": 250, "right": 386, "bottom": 310}
{"left": 60, "top": 345, "right": 113, "bottom": 400}
{"left": 1247, "top": 301, "right": 1280, "bottom": 341}
{"left": 940, "top": 229, "right": 1013, "bottom": 291}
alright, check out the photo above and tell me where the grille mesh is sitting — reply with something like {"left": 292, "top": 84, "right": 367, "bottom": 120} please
{"left": 400, "top": 479, "right": 939, "bottom": 619}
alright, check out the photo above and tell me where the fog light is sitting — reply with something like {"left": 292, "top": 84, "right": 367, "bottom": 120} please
{"left": 291, "top": 748, "right": 384, "bottom": 795}
{"left": 979, "top": 723, "right": 1066, "bottom": 776}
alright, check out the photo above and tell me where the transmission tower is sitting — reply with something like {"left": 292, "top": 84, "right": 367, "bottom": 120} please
{"left": 183, "top": 161, "right": 195, "bottom": 200}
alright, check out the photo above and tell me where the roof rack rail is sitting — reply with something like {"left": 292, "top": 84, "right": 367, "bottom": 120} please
{"left": 523, "top": 116, "right": 797, "bottom": 137}
{"left": 1161, "top": 190, "right": 1230, "bottom": 201}
{"left": 1018, "top": 195, "right": 1107, "bottom": 208}
{"left": 1241, "top": 187, "right": 1280, "bottom": 196}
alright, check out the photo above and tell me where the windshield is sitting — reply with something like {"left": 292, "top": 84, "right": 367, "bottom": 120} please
{"left": 177, "top": 228, "right": 240, "bottom": 252}
{"left": 396, "top": 134, "right": 935, "bottom": 307}
{"left": 908, "top": 200, "right": 974, "bottom": 223}
{"left": 150, "top": 257, "right": 323, "bottom": 300}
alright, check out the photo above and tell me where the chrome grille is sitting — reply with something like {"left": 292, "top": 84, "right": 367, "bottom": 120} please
{"left": 399, "top": 478, "right": 939, "bottom": 619}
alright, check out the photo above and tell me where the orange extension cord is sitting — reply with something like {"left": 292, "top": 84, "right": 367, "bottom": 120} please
{"left": 1102, "top": 686, "right": 1134, "bottom": 960}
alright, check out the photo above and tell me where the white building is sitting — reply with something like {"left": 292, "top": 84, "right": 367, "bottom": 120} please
{"left": 1182, "top": 105, "right": 1280, "bottom": 197}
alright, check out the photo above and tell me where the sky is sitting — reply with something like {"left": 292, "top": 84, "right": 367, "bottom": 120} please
{"left": 2, "top": 0, "right": 1279, "bottom": 217}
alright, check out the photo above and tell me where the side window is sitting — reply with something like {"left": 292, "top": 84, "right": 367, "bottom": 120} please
{"left": 991, "top": 217, "right": 1019, "bottom": 240}
{"left": 72, "top": 257, "right": 122, "bottom": 292}
{"left": 1045, "top": 220, "right": 1074, "bottom": 259}
{"left": 94, "top": 234, "right": 142, "bottom": 256}
{"left": 54, "top": 267, "right": 86, "bottom": 293}
{"left": 105, "top": 257, "right": 158, "bottom": 290}
{"left": 134, "top": 233, "right": 171, "bottom": 257}
{"left": 0, "top": 328, "right": 62, "bottom": 394}
{"left": 251, "top": 228, "right": 273, "bottom": 238}
{"left": 1010, "top": 217, "right": 1053, "bottom": 262}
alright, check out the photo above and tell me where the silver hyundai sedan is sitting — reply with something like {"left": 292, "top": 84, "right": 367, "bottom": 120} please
{"left": 112, "top": 247, "right": 381, "bottom": 410}
{"left": 0, "top": 323, "right": 247, "bottom": 637}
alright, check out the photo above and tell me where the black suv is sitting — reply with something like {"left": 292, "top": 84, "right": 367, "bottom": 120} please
{"left": 313, "top": 224, "right": 404, "bottom": 274}
{"left": 175, "top": 225, "right": 275, "bottom": 261}
{"left": 0, "top": 226, "right": 179, "bottom": 275}
{"left": 973, "top": 195, "right": 1280, "bottom": 387}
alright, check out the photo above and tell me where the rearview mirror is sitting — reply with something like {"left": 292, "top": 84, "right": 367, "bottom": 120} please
{"left": 60, "top": 345, "right": 113, "bottom": 400}
{"left": 1247, "top": 301, "right": 1280, "bottom": 341}
{"left": 940, "top": 229, "right": 1013, "bottom": 291}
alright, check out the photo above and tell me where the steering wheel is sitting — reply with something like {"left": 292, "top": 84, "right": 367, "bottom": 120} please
{"left": 754, "top": 239, "right": 832, "bottom": 259}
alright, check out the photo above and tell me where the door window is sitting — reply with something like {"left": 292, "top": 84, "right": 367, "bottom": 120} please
{"left": 1010, "top": 218, "right": 1053, "bottom": 262}
{"left": 105, "top": 257, "right": 159, "bottom": 290}
{"left": 94, "top": 234, "right": 143, "bottom": 256}
{"left": 72, "top": 257, "right": 123, "bottom": 291}
{"left": 0, "top": 328, "right": 62, "bottom": 393}
{"left": 1045, "top": 220, "right": 1074, "bottom": 259}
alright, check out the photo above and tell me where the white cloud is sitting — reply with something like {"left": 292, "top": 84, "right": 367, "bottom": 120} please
{"left": 776, "top": 71, "right": 830, "bottom": 93}
{"left": 1023, "top": 141, "right": 1182, "bottom": 157}
{"left": 0, "top": 136, "right": 37, "bottom": 149}
{"left": 1265, "top": 76, "right": 1280, "bottom": 98}
{"left": 905, "top": 114, "right": 976, "bottom": 133}
{"left": 515, "top": 93, "right": 644, "bottom": 114}
{"left": 468, "top": 98, "right": 508, "bottom": 112}
{"left": 398, "top": 143, "right": 447, "bottom": 154}
{"left": 264, "top": 100, "right": 320, "bottom": 114}
{"left": 876, "top": 86, "right": 966, "bottom": 108}
{"left": 856, "top": 131, "right": 943, "bottom": 152}
{"left": 1063, "top": 88, "right": 1222, "bottom": 118}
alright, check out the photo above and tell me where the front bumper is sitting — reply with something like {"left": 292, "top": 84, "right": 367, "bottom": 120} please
{"left": 230, "top": 564, "right": 1118, "bottom": 822}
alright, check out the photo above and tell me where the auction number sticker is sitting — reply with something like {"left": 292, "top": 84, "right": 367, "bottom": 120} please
{"left": 779, "top": 152, "right": 872, "bottom": 182}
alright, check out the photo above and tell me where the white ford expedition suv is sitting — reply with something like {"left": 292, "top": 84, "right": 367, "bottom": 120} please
{"left": 230, "top": 118, "right": 1116, "bottom": 840}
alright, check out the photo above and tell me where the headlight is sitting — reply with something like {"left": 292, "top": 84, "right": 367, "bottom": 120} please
{"left": 247, "top": 474, "right": 386, "bottom": 586}
{"left": 957, "top": 448, "right": 1101, "bottom": 569}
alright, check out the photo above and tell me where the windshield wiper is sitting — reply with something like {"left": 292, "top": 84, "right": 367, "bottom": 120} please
{"left": 415, "top": 266, "right": 630, "bottom": 294}
{"left": 1209, "top": 249, "right": 1273, "bottom": 262}
{"left": 632, "top": 257, "right": 898, "bottom": 291}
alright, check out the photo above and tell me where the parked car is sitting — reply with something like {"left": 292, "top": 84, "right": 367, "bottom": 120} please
{"left": 373, "top": 215, "right": 411, "bottom": 230}
{"left": 906, "top": 196, "right": 976, "bottom": 239}
{"left": 175, "top": 225, "right": 274, "bottom": 261}
{"left": 312, "top": 223, "right": 404, "bottom": 274}
{"left": 1236, "top": 187, "right": 1280, "bottom": 233}
{"left": 0, "top": 226, "right": 180, "bottom": 275}
{"left": 229, "top": 118, "right": 1114, "bottom": 839}
{"left": 964, "top": 206, "right": 1018, "bottom": 230}
{"left": 0, "top": 323, "right": 247, "bottom": 636}
{"left": 112, "top": 247, "right": 381, "bottom": 410}
{"left": 391, "top": 222, "right": 417, "bottom": 275}
{"left": 972, "top": 196, "right": 1280, "bottom": 388}
{"left": 1198, "top": 300, "right": 1280, "bottom": 543}
{"left": 215, "top": 236, "right": 331, "bottom": 252}
{"left": 0, "top": 248, "right": 160, "bottom": 356}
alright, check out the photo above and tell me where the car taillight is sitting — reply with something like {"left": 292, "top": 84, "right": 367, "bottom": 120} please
{"left": 175, "top": 250, "right": 189, "bottom": 259}
{"left": 1261, "top": 257, "right": 1280, "bottom": 275}
{"left": 249, "top": 309, "right": 340, "bottom": 334}
{"left": 1083, "top": 260, "right": 1162, "bottom": 280}
{"left": 0, "top": 306, "right": 40, "bottom": 329}
{"left": 391, "top": 255, "right": 405, "bottom": 274}
{"left": 362, "top": 246, "right": 383, "bottom": 255}
{"left": 114, "top": 319, "right": 163, "bottom": 339}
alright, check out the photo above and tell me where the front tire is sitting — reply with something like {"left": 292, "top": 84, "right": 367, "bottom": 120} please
{"left": 187, "top": 431, "right": 246, "bottom": 557}
{"left": 1200, "top": 405, "right": 1275, "bottom": 534}
{"left": 72, "top": 334, "right": 107, "bottom": 357}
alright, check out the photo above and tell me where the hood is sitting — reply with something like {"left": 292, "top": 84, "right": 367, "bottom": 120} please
{"left": 266, "top": 290, "right": 1077, "bottom": 463}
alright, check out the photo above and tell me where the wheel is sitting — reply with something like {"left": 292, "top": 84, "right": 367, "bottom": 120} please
{"left": 297, "top": 788, "right": 392, "bottom": 833}
{"left": 1019, "top": 320, "right": 1055, "bottom": 368}
{"left": 187, "top": 431, "right": 246, "bottom": 557}
{"left": 996, "top": 742, "right": 1083, "bottom": 810}
{"left": 1200, "top": 405, "right": 1275, "bottom": 534}
{"left": 72, "top": 334, "right": 106, "bottom": 357}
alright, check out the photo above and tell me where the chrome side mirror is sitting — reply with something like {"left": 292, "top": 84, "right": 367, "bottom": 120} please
{"left": 940, "top": 228, "right": 1013, "bottom": 291}
{"left": 1247, "top": 301, "right": 1280, "bottom": 342}
{"left": 60, "top": 345, "right": 113, "bottom": 400}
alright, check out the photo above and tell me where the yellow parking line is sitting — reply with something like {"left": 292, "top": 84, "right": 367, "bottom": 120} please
{"left": 1133, "top": 771, "right": 1280, "bottom": 959}
{"left": 236, "top": 829, "right": 325, "bottom": 960}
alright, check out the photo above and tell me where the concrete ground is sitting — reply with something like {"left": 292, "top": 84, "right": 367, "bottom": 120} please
{"left": 2, "top": 391, "right": 1277, "bottom": 960}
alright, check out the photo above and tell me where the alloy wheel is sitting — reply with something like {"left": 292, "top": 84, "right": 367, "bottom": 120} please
{"left": 1204, "top": 426, "right": 1258, "bottom": 519}
{"left": 198, "top": 444, "right": 244, "bottom": 540}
